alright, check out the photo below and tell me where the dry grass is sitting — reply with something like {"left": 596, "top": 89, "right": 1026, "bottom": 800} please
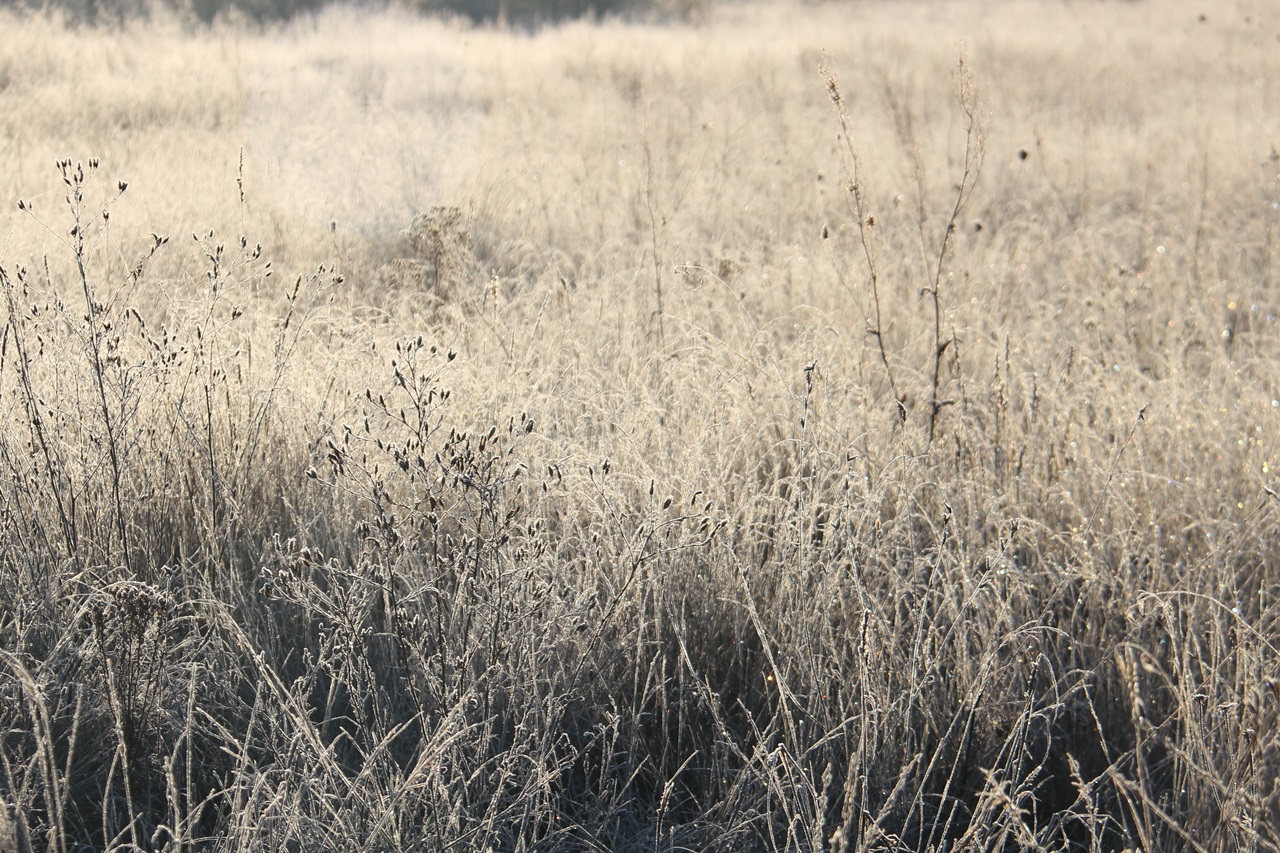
{"left": 2, "top": 1, "right": 1279, "bottom": 850}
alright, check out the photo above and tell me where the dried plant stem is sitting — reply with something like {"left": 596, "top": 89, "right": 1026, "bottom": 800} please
{"left": 925, "top": 54, "right": 985, "bottom": 447}
{"left": 643, "top": 133, "right": 666, "bottom": 349}
{"left": 1, "top": 265, "right": 81, "bottom": 568}
{"left": 823, "top": 61, "right": 905, "bottom": 424}
{"left": 1084, "top": 403, "right": 1148, "bottom": 536}
{"left": 63, "top": 160, "right": 135, "bottom": 573}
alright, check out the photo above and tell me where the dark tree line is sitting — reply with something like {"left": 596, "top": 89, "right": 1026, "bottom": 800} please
{"left": 0, "top": 0, "right": 659, "bottom": 25}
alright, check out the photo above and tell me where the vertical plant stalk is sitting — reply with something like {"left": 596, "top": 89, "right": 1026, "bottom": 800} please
{"left": 823, "top": 62, "right": 905, "bottom": 423}
{"left": 64, "top": 160, "right": 135, "bottom": 573}
{"left": 92, "top": 604, "right": 142, "bottom": 851}
{"left": 925, "top": 54, "right": 986, "bottom": 447}
{"left": 1, "top": 652, "right": 73, "bottom": 853}
{"left": 1, "top": 263, "right": 81, "bottom": 569}
{"left": 1084, "top": 403, "right": 1148, "bottom": 537}
{"left": 643, "top": 133, "right": 666, "bottom": 349}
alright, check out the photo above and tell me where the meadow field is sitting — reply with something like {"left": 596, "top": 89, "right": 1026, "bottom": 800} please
{"left": 1, "top": 1, "right": 1279, "bottom": 849}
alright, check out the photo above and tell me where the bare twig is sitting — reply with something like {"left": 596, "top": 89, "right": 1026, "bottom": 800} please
{"left": 823, "top": 58, "right": 906, "bottom": 424}
{"left": 925, "top": 53, "right": 986, "bottom": 447}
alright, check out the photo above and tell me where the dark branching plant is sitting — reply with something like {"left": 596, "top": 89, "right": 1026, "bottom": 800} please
{"left": 824, "top": 53, "right": 986, "bottom": 447}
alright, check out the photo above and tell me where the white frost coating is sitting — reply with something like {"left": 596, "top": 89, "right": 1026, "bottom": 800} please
{"left": 244, "top": 8, "right": 486, "bottom": 238}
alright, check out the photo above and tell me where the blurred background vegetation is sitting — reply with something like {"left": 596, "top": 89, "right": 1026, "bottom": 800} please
{"left": 0, "top": 0, "right": 702, "bottom": 26}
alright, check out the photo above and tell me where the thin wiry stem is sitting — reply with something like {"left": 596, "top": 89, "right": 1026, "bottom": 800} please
{"left": 823, "top": 59, "right": 906, "bottom": 425}
{"left": 925, "top": 53, "right": 986, "bottom": 448}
